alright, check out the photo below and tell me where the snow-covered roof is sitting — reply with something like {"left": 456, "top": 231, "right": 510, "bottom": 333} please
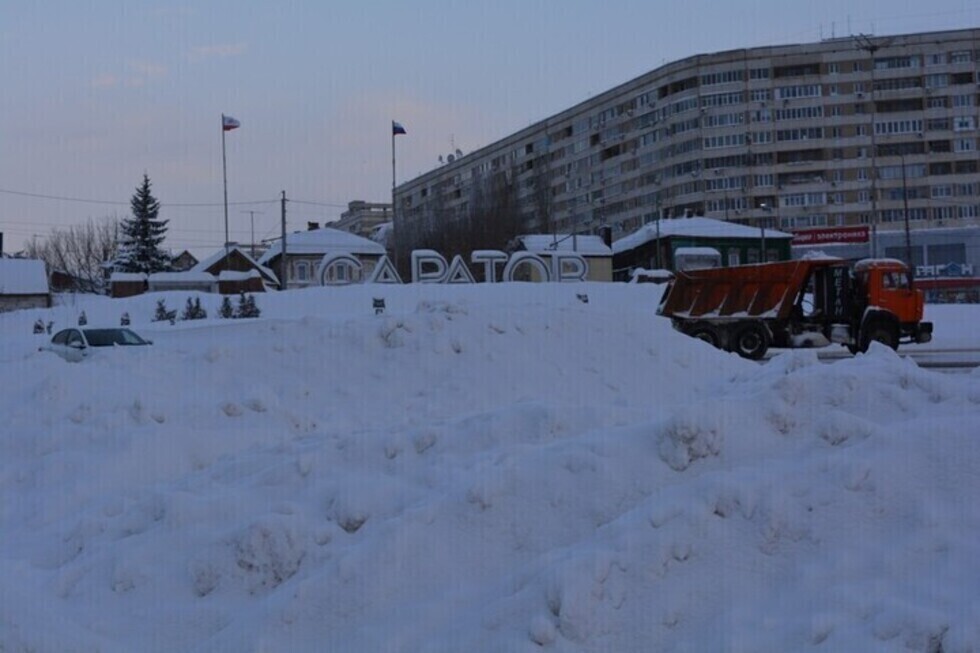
{"left": 148, "top": 272, "right": 217, "bottom": 283}
{"left": 630, "top": 267, "right": 674, "bottom": 282}
{"left": 370, "top": 222, "right": 394, "bottom": 246}
{"left": 612, "top": 217, "right": 793, "bottom": 254}
{"left": 110, "top": 272, "right": 148, "bottom": 282}
{"left": 674, "top": 247, "right": 722, "bottom": 257}
{"left": 0, "top": 258, "right": 49, "bottom": 295}
{"left": 218, "top": 270, "right": 260, "bottom": 281}
{"left": 518, "top": 235, "right": 612, "bottom": 256}
{"left": 192, "top": 246, "right": 278, "bottom": 282}
{"left": 259, "top": 228, "right": 386, "bottom": 264}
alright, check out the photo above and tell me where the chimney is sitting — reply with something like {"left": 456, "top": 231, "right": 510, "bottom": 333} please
{"left": 307, "top": 222, "right": 319, "bottom": 231}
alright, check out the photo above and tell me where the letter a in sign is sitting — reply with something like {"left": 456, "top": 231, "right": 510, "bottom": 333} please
{"left": 445, "top": 255, "right": 476, "bottom": 283}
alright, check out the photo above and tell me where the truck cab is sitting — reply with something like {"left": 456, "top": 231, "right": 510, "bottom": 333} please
{"left": 849, "top": 259, "right": 931, "bottom": 351}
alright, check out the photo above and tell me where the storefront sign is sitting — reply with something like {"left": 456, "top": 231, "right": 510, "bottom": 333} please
{"left": 792, "top": 226, "right": 869, "bottom": 246}
{"left": 915, "top": 262, "right": 975, "bottom": 278}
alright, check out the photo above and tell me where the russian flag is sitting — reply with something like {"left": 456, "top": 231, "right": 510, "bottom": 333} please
{"left": 222, "top": 114, "right": 241, "bottom": 131}
{"left": 392, "top": 121, "right": 406, "bottom": 136}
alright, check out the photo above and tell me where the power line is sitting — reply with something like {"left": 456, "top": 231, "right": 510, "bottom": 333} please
{"left": 0, "top": 187, "right": 280, "bottom": 208}
{"left": 287, "top": 199, "right": 349, "bottom": 208}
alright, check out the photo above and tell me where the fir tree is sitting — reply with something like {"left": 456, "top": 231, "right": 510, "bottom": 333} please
{"left": 219, "top": 296, "right": 234, "bottom": 319}
{"left": 236, "top": 293, "right": 260, "bottom": 318}
{"left": 194, "top": 297, "right": 207, "bottom": 320}
{"left": 181, "top": 297, "right": 207, "bottom": 320}
{"left": 153, "top": 299, "right": 170, "bottom": 322}
{"left": 116, "top": 174, "right": 170, "bottom": 273}
{"left": 181, "top": 298, "right": 196, "bottom": 321}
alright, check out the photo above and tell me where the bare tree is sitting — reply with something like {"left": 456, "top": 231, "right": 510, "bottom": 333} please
{"left": 393, "top": 164, "right": 527, "bottom": 280}
{"left": 26, "top": 217, "right": 119, "bottom": 293}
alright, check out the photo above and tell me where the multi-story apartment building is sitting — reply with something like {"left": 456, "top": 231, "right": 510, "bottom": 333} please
{"left": 394, "top": 28, "right": 980, "bottom": 265}
{"left": 332, "top": 201, "right": 392, "bottom": 239}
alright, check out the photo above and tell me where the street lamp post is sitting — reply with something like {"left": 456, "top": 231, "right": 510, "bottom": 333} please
{"left": 855, "top": 35, "right": 882, "bottom": 258}
{"left": 901, "top": 154, "right": 914, "bottom": 278}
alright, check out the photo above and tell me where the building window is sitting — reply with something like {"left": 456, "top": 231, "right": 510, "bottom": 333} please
{"left": 953, "top": 94, "right": 974, "bottom": 107}
{"left": 950, "top": 50, "right": 972, "bottom": 64}
{"left": 875, "top": 56, "right": 920, "bottom": 70}
{"left": 828, "top": 62, "right": 840, "bottom": 74}
{"left": 954, "top": 116, "right": 976, "bottom": 132}
{"left": 955, "top": 138, "right": 975, "bottom": 152}
{"left": 774, "top": 84, "right": 822, "bottom": 99}
{"left": 295, "top": 261, "right": 310, "bottom": 281}
{"left": 874, "top": 119, "right": 923, "bottom": 135}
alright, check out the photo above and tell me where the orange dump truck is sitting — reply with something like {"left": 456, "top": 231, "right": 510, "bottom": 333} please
{"left": 656, "top": 258, "right": 932, "bottom": 359}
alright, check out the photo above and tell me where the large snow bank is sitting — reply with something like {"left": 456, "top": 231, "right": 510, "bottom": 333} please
{"left": 1, "top": 283, "right": 978, "bottom": 652}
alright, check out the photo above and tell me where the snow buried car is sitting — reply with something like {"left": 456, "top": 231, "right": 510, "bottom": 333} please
{"left": 39, "top": 327, "right": 153, "bottom": 362}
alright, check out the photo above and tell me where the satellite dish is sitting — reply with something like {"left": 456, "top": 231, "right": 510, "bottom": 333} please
{"left": 447, "top": 154, "right": 455, "bottom": 163}
{"left": 455, "top": 149, "right": 463, "bottom": 157}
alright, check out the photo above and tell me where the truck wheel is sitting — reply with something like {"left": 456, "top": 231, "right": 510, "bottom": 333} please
{"left": 688, "top": 325, "right": 719, "bottom": 348}
{"left": 861, "top": 324, "right": 898, "bottom": 352}
{"left": 733, "top": 323, "right": 769, "bottom": 360}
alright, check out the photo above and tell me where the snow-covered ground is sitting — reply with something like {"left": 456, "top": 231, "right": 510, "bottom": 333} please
{"left": 1, "top": 284, "right": 978, "bottom": 652}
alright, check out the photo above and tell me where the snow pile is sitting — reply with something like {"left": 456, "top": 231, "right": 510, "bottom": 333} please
{"left": 1, "top": 283, "right": 978, "bottom": 652}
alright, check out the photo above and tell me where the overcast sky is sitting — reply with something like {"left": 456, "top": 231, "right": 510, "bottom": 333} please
{"left": 2, "top": 0, "right": 979, "bottom": 253}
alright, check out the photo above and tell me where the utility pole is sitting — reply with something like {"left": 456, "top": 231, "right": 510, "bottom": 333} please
{"left": 241, "top": 210, "right": 263, "bottom": 258}
{"left": 280, "top": 191, "right": 287, "bottom": 291}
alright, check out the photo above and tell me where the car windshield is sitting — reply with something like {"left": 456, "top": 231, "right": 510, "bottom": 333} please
{"left": 83, "top": 328, "right": 149, "bottom": 346}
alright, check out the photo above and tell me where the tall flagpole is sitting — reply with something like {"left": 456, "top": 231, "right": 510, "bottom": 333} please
{"left": 391, "top": 122, "right": 398, "bottom": 267}
{"left": 221, "top": 114, "right": 230, "bottom": 262}
{"left": 390, "top": 121, "right": 405, "bottom": 269}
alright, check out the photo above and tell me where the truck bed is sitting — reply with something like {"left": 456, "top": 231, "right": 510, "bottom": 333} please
{"left": 657, "top": 260, "right": 836, "bottom": 321}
